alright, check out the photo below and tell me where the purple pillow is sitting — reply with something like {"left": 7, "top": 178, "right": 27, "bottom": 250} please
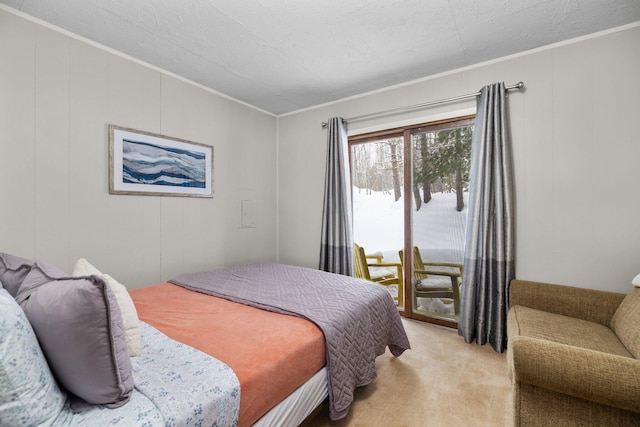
{"left": 16, "top": 260, "right": 134, "bottom": 407}
{"left": 0, "top": 252, "right": 34, "bottom": 297}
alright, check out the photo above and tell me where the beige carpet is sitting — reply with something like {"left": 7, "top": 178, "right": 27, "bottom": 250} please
{"left": 307, "top": 319, "right": 511, "bottom": 427}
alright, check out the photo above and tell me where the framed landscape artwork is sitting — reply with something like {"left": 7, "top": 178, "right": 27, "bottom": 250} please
{"left": 109, "top": 125, "right": 213, "bottom": 197}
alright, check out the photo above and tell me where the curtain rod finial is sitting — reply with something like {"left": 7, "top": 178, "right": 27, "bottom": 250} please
{"left": 321, "top": 122, "right": 328, "bottom": 128}
{"left": 515, "top": 81, "right": 524, "bottom": 89}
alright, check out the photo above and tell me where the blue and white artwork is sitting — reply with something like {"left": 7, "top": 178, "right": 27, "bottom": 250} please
{"left": 110, "top": 125, "right": 213, "bottom": 197}
{"left": 122, "top": 139, "right": 206, "bottom": 188}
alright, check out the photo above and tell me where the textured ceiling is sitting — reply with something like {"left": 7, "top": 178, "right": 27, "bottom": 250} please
{"left": 2, "top": 0, "right": 640, "bottom": 115}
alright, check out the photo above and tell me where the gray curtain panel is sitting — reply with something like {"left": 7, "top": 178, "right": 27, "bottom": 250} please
{"left": 458, "top": 83, "right": 515, "bottom": 353}
{"left": 319, "top": 117, "right": 354, "bottom": 276}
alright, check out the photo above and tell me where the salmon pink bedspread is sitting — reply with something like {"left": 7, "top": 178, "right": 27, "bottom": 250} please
{"left": 129, "top": 282, "right": 326, "bottom": 427}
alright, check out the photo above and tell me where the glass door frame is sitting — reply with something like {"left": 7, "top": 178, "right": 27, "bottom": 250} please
{"left": 349, "top": 114, "right": 475, "bottom": 328}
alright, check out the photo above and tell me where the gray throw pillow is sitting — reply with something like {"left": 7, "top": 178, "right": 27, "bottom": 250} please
{"left": 16, "top": 259, "right": 134, "bottom": 407}
{"left": 0, "top": 252, "right": 34, "bottom": 297}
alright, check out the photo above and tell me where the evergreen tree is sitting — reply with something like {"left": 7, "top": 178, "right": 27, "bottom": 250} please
{"left": 412, "top": 126, "right": 472, "bottom": 211}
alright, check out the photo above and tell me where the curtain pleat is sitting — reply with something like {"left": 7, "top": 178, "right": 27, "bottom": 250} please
{"left": 458, "top": 83, "right": 515, "bottom": 353}
{"left": 319, "top": 117, "right": 354, "bottom": 276}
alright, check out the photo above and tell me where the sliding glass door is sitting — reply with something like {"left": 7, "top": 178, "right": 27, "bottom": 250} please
{"left": 351, "top": 133, "right": 405, "bottom": 309}
{"left": 350, "top": 116, "right": 474, "bottom": 326}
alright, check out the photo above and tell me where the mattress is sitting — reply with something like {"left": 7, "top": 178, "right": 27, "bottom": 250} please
{"left": 253, "top": 367, "right": 328, "bottom": 427}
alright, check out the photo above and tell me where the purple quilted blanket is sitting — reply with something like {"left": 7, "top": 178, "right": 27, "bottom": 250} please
{"left": 170, "top": 263, "right": 410, "bottom": 420}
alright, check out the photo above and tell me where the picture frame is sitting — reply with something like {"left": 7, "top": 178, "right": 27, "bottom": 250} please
{"left": 109, "top": 125, "right": 213, "bottom": 197}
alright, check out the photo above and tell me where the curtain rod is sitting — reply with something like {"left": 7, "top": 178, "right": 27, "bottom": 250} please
{"left": 321, "top": 81, "right": 524, "bottom": 128}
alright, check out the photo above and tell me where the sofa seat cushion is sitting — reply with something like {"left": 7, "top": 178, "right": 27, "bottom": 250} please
{"left": 508, "top": 305, "right": 633, "bottom": 358}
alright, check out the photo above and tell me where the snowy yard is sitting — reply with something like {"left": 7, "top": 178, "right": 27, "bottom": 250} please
{"left": 353, "top": 188, "right": 468, "bottom": 317}
{"left": 353, "top": 189, "right": 468, "bottom": 264}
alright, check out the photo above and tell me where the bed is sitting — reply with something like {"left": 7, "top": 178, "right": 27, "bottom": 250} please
{"left": 0, "top": 255, "right": 410, "bottom": 427}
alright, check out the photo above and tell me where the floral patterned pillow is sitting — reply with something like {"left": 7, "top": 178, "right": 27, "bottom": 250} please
{"left": 0, "top": 283, "right": 66, "bottom": 425}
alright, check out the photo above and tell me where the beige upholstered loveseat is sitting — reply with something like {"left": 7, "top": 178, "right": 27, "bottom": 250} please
{"left": 507, "top": 280, "right": 640, "bottom": 426}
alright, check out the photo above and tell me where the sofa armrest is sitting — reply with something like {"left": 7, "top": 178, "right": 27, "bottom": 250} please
{"left": 509, "top": 280, "right": 625, "bottom": 326}
{"left": 511, "top": 336, "right": 640, "bottom": 413}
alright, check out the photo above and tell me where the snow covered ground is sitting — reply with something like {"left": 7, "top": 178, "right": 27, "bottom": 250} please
{"left": 353, "top": 188, "right": 468, "bottom": 263}
{"left": 353, "top": 188, "right": 468, "bottom": 317}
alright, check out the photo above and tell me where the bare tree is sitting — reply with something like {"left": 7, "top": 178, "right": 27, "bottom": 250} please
{"left": 350, "top": 138, "right": 404, "bottom": 201}
{"left": 387, "top": 139, "right": 402, "bottom": 201}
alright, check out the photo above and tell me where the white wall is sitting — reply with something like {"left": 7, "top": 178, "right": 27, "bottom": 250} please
{"left": 0, "top": 9, "right": 278, "bottom": 288}
{"left": 277, "top": 24, "right": 640, "bottom": 294}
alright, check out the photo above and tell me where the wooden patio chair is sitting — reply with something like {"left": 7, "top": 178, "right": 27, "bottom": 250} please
{"left": 354, "top": 243, "right": 404, "bottom": 307}
{"left": 399, "top": 246, "right": 463, "bottom": 315}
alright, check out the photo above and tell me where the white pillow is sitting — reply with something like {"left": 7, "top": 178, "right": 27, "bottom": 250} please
{"left": 633, "top": 273, "right": 640, "bottom": 287}
{"left": 72, "top": 258, "right": 142, "bottom": 357}
{"left": 0, "top": 285, "right": 67, "bottom": 424}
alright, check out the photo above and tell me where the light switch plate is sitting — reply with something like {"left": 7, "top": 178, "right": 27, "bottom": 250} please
{"left": 241, "top": 200, "right": 256, "bottom": 228}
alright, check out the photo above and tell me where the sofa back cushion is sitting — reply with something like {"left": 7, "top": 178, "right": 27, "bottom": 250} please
{"left": 611, "top": 286, "right": 640, "bottom": 358}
